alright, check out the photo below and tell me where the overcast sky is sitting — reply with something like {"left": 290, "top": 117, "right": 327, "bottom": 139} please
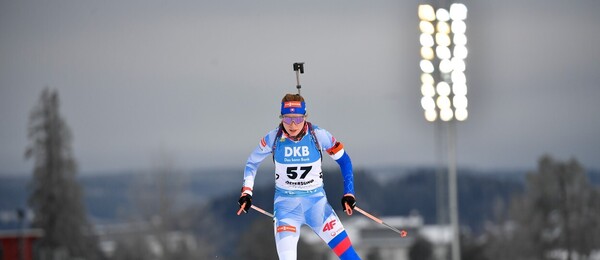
{"left": 1, "top": 0, "right": 599, "bottom": 175}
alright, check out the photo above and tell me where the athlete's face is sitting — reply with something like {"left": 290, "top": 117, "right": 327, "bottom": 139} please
{"left": 281, "top": 114, "right": 306, "bottom": 137}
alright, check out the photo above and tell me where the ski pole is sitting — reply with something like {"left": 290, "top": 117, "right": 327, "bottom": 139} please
{"left": 237, "top": 203, "right": 275, "bottom": 218}
{"left": 293, "top": 62, "right": 304, "bottom": 95}
{"left": 354, "top": 206, "right": 408, "bottom": 237}
{"left": 251, "top": 205, "right": 274, "bottom": 218}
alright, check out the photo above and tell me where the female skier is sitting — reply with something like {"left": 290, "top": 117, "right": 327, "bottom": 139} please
{"left": 237, "top": 93, "right": 361, "bottom": 260}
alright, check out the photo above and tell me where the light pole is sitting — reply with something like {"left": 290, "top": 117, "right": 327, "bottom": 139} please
{"left": 419, "top": 3, "right": 468, "bottom": 260}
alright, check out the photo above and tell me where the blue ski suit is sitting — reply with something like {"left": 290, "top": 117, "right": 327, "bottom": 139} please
{"left": 241, "top": 122, "right": 361, "bottom": 260}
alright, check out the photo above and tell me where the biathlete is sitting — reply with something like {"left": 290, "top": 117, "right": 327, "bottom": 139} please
{"left": 237, "top": 93, "right": 361, "bottom": 260}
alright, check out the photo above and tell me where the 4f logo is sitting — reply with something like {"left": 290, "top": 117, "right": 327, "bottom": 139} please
{"left": 284, "top": 146, "right": 309, "bottom": 157}
{"left": 322, "top": 219, "right": 337, "bottom": 232}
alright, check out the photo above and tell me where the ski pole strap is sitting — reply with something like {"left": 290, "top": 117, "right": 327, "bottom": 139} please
{"left": 237, "top": 202, "right": 247, "bottom": 215}
{"left": 344, "top": 203, "right": 353, "bottom": 216}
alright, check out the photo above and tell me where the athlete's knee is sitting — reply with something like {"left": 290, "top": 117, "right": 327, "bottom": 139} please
{"left": 275, "top": 225, "right": 300, "bottom": 260}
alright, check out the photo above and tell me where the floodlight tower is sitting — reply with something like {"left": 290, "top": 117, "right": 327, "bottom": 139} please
{"left": 419, "top": 3, "right": 468, "bottom": 260}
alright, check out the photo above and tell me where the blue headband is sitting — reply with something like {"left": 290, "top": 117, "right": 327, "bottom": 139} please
{"left": 281, "top": 101, "right": 306, "bottom": 115}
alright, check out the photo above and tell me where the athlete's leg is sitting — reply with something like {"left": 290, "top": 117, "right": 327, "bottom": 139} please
{"left": 274, "top": 195, "right": 303, "bottom": 260}
{"left": 323, "top": 229, "right": 361, "bottom": 260}
{"left": 304, "top": 192, "right": 361, "bottom": 260}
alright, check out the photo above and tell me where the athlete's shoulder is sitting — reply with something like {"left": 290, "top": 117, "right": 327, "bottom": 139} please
{"left": 309, "top": 122, "right": 320, "bottom": 130}
{"left": 308, "top": 122, "right": 336, "bottom": 149}
{"left": 266, "top": 127, "right": 279, "bottom": 136}
{"left": 309, "top": 123, "right": 330, "bottom": 135}
{"left": 257, "top": 127, "right": 280, "bottom": 151}
{"left": 309, "top": 122, "right": 328, "bottom": 133}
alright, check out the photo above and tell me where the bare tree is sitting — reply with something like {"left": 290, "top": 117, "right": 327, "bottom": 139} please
{"left": 25, "top": 88, "right": 101, "bottom": 259}
{"left": 408, "top": 236, "right": 433, "bottom": 260}
{"left": 130, "top": 149, "right": 181, "bottom": 229}
{"left": 485, "top": 155, "right": 600, "bottom": 260}
{"left": 113, "top": 149, "right": 210, "bottom": 260}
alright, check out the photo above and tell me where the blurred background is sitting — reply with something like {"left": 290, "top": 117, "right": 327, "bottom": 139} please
{"left": 1, "top": 0, "right": 599, "bottom": 259}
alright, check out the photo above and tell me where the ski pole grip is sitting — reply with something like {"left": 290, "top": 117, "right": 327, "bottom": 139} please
{"left": 237, "top": 202, "right": 247, "bottom": 215}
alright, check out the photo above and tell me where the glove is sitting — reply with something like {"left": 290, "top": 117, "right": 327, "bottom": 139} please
{"left": 238, "top": 194, "right": 252, "bottom": 214}
{"left": 341, "top": 194, "right": 356, "bottom": 216}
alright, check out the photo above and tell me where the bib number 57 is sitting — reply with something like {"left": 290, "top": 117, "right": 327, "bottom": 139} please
{"left": 286, "top": 166, "right": 312, "bottom": 179}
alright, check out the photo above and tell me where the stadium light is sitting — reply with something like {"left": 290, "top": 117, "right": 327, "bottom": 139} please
{"left": 418, "top": 3, "right": 468, "bottom": 260}
{"left": 419, "top": 3, "right": 468, "bottom": 122}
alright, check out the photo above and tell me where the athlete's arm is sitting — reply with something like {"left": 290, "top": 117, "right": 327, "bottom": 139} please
{"left": 313, "top": 126, "right": 355, "bottom": 195}
{"left": 242, "top": 129, "right": 277, "bottom": 195}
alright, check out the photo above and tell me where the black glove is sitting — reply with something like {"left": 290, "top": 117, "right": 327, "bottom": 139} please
{"left": 238, "top": 194, "right": 252, "bottom": 214}
{"left": 341, "top": 194, "right": 356, "bottom": 215}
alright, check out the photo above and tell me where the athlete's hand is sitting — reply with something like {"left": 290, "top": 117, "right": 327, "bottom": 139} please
{"left": 237, "top": 194, "right": 252, "bottom": 214}
{"left": 341, "top": 194, "right": 356, "bottom": 216}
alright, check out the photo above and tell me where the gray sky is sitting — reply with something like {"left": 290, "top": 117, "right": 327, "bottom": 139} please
{"left": 1, "top": 0, "right": 599, "bottom": 175}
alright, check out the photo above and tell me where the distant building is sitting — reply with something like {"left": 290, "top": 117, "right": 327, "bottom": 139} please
{"left": 94, "top": 221, "right": 199, "bottom": 259}
{"left": 301, "top": 212, "right": 452, "bottom": 260}
{"left": 0, "top": 229, "right": 43, "bottom": 260}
